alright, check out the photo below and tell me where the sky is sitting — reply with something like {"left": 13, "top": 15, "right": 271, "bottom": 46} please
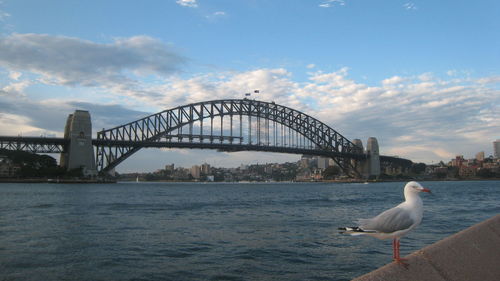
{"left": 0, "top": 0, "right": 499, "bottom": 172}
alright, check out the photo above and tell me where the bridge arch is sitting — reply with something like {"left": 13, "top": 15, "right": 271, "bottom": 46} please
{"left": 95, "top": 99, "right": 364, "bottom": 175}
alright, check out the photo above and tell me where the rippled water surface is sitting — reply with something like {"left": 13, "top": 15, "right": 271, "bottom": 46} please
{"left": 1, "top": 181, "right": 499, "bottom": 280}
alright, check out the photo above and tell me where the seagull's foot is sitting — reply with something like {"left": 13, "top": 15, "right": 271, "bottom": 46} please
{"left": 393, "top": 258, "right": 409, "bottom": 269}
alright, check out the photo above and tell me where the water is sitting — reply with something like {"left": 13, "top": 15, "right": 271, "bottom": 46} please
{"left": 1, "top": 181, "right": 499, "bottom": 281}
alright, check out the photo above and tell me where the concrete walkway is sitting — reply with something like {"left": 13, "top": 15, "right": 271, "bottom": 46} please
{"left": 352, "top": 214, "right": 500, "bottom": 281}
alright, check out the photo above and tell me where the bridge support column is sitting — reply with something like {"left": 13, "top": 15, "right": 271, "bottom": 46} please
{"left": 365, "top": 137, "right": 381, "bottom": 179}
{"left": 354, "top": 137, "right": 381, "bottom": 179}
{"left": 60, "top": 110, "right": 97, "bottom": 177}
{"left": 351, "top": 139, "right": 364, "bottom": 176}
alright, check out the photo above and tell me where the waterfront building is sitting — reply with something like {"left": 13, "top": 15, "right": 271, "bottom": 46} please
{"left": 451, "top": 155, "right": 465, "bottom": 167}
{"left": 0, "top": 156, "right": 20, "bottom": 177}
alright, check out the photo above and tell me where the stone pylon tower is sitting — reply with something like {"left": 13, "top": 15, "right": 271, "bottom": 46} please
{"left": 365, "top": 137, "right": 381, "bottom": 178}
{"left": 351, "top": 139, "right": 364, "bottom": 175}
{"left": 60, "top": 110, "right": 97, "bottom": 177}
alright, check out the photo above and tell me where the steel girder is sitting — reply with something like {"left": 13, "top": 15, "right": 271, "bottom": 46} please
{"left": 0, "top": 136, "right": 67, "bottom": 153}
{"left": 96, "top": 99, "right": 364, "bottom": 175}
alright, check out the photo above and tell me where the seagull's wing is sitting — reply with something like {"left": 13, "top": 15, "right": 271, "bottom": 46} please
{"left": 358, "top": 207, "right": 415, "bottom": 233}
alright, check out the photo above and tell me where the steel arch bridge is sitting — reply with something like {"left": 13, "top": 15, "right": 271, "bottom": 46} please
{"left": 95, "top": 99, "right": 365, "bottom": 175}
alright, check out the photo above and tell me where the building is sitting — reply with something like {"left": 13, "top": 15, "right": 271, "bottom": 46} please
{"left": 494, "top": 140, "right": 500, "bottom": 158}
{"left": 0, "top": 156, "right": 20, "bottom": 177}
{"left": 475, "top": 152, "right": 485, "bottom": 162}
{"left": 451, "top": 155, "right": 465, "bottom": 167}
{"left": 201, "top": 163, "right": 211, "bottom": 174}
{"left": 165, "top": 164, "right": 175, "bottom": 172}
{"left": 316, "top": 156, "right": 330, "bottom": 169}
{"left": 190, "top": 165, "right": 201, "bottom": 179}
{"left": 300, "top": 155, "right": 313, "bottom": 168}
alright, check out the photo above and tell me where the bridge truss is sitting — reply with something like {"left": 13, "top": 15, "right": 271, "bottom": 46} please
{"left": 96, "top": 99, "right": 365, "bottom": 175}
{"left": 0, "top": 136, "right": 67, "bottom": 153}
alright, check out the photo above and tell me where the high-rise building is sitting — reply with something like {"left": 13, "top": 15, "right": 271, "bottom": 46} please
{"left": 494, "top": 140, "right": 500, "bottom": 158}
{"left": 300, "top": 155, "right": 313, "bottom": 168}
{"left": 201, "top": 163, "right": 211, "bottom": 174}
{"left": 316, "top": 156, "right": 330, "bottom": 169}
{"left": 190, "top": 165, "right": 201, "bottom": 179}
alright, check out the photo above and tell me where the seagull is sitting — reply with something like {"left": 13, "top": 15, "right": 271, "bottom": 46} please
{"left": 339, "top": 181, "right": 431, "bottom": 266}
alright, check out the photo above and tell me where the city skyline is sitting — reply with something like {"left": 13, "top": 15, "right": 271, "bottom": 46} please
{"left": 0, "top": 0, "right": 499, "bottom": 172}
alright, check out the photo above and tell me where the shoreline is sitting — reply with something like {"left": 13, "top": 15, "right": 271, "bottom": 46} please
{"left": 1, "top": 178, "right": 498, "bottom": 184}
{"left": 0, "top": 178, "right": 116, "bottom": 184}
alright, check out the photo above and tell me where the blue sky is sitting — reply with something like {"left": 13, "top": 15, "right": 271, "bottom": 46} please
{"left": 0, "top": 0, "right": 499, "bottom": 172}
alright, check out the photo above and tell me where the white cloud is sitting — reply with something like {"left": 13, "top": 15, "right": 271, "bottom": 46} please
{"left": 1, "top": 80, "right": 30, "bottom": 96}
{"left": 447, "top": 70, "right": 457, "bottom": 76}
{"left": 0, "top": 33, "right": 186, "bottom": 87}
{"left": 176, "top": 0, "right": 198, "bottom": 8}
{"left": 477, "top": 75, "right": 500, "bottom": 85}
{"left": 8, "top": 71, "right": 21, "bottom": 80}
{"left": 306, "top": 64, "right": 316, "bottom": 69}
{"left": 382, "top": 75, "right": 405, "bottom": 86}
{"left": 206, "top": 11, "right": 226, "bottom": 20}
{"left": 319, "top": 0, "right": 345, "bottom": 8}
{"left": 0, "top": 1, "right": 9, "bottom": 22}
{"left": 403, "top": 3, "right": 417, "bottom": 10}
{"left": 0, "top": 10, "right": 9, "bottom": 21}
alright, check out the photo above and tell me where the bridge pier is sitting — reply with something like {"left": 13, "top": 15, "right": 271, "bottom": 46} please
{"left": 60, "top": 110, "right": 97, "bottom": 177}
{"left": 352, "top": 137, "right": 381, "bottom": 179}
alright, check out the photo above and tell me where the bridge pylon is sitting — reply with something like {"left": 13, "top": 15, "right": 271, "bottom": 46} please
{"left": 60, "top": 110, "right": 98, "bottom": 177}
{"left": 351, "top": 137, "right": 381, "bottom": 179}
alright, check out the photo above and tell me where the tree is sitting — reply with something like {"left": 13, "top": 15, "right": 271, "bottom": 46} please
{"left": 322, "top": 166, "right": 341, "bottom": 179}
{"left": 411, "top": 163, "right": 426, "bottom": 174}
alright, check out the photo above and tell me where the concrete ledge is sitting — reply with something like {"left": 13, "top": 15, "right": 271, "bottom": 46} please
{"left": 352, "top": 214, "right": 500, "bottom": 281}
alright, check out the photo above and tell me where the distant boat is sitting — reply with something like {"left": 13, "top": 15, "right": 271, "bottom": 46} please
{"left": 136, "top": 176, "right": 139, "bottom": 183}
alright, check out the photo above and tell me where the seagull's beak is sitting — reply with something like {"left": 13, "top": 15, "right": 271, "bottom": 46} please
{"left": 421, "top": 188, "right": 431, "bottom": 193}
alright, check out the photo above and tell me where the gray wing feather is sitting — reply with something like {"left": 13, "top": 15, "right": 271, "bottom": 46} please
{"left": 357, "top": 207, "right": 414, "bottom": 233}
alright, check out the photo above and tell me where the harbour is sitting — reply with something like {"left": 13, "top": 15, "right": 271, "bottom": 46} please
{"left": 1, "top": 180, "right": 498, "bottom": 280}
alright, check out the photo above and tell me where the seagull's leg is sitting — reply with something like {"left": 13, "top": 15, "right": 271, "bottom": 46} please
{"left": 392, "top": 238, "right": 397, "bottom": 260}
{"left": 393, "top": 238, "right": 409, "bottom": 267}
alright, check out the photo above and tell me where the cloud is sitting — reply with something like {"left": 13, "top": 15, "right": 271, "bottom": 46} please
{"left": 403, "top": 2, "right": 417, "bottom": 10}
{"left": 477, "top": 75, "right": 500, "bottom": 85}
{"left": 205, "top": 11, "right": 226, "bottom": 21}
{"left": 176, "top": 0, "right": 198, "bottom": 8}
{"left": 0, "top": 33, "right": 186, "bottom": 87}
{"left": 146, "top": 68, "right": 300, "bottom": 110}
{"left": 148, "top": 67, "right": 497, "bottom": 163}
{"left": 0, "top": 9, "right": 9, "bottom": 21}
{"left": 0, "top": 82, "right": 148, "bottom": 135}
{"left": 8, "top": 71, "right": 22, "bottom": 80}
{"left": 319, "top": 0, "right": 345, "bottom": 8}
{"left": 382, "top": 76, "right": 405, "bottom": 86}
